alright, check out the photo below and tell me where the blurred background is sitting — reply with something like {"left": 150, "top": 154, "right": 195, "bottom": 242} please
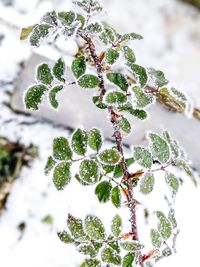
{"left": 0, "top": 0, "right": 200, "bottom": 266}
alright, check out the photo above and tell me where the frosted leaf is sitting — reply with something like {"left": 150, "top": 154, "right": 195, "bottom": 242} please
{"left": 132, "top": 86, "right": 154, "bottom": 108}
{"left": 121, "top": 45, "right": 136, "bottom": 65}
{"left": 168, "top": 209, "right": 177, "bottom": 229}
{"left": 75, "top": 174, "right": 90, "bottom": 186}
{"left": 58, "top": 11, "right": 75, "bottom": 26}
{"left": 114, "top": 158, "right": 134, "bottom": 178}
{"left": 95, "top": 181, "right": 112, "bottom": 203}
{"left": 85, "top": 258, "right": 101, "bottom": 267}
{"left": 140, "top": 173, "right": 155, "bottom": 195}
{"left": 53, "top": 162, "right": 71, "bottom": 190}
{"left": 122, "top": 252, "right": 135, "bottom": 267}
{"left": 148, "top": 68, "right": 168, "bottom": 87}
{"left": 20, "top": 25, "right": 35, "bottom": 41}
{"left": 24, "top": 84, "right": 47, "bottom": 110}
{"left": 71, "top": 56, "right": 86, "bottom": 79}
{"left": 57, "top": 230, "right": 74, "bottom": 243}
{"left": 134, "top": 146, "right": 153, "bottom": 169}
{"left": 120, "top": 32, "right": 143, "bottom": 41}
{"left": 149, "top": 133, "right": 171, "bottom": 164}
{"left": 67, "top": 214, "right": 88, "bottom": 241}
{"left": 129, "top": 64, "right": 148, "bottom": 88}
{"left": 99, "top": 25, "right": 116, "bottom": 45}
{"left": 78, "top": 244, "right": 98, "bottom": 257}
{"left": 171, "top": 87, "right": 187, "bottom": 102}
{"left": 85, "top": 215, "right": 106, "bottom": 240}
{"left": 78, "top": 74, "right": 100, "bottom": 88}
{"left": 119, "top": 117, "right": 132, "bottom": 134}
{"left": 175, "top": 159, "right": 193, "bottom": 176}
{"left": 162, "top": 131, "right": 180, "bottom": 159}
{"left": 88, "top": 128, "right": 102, "bottom": 152}
{"left": 106, "top": 72, "right": 128, "bottom": 92}
{"left": 165, "top": 172, "right": 179, "bottom": 196}
{"left": 49, "top": 85, "right": 63, "bottom": 109}
{"left": 53, "top": 58, "right": 65, "bottom": 82}
{"left": 92, "top": 95, "right": 107, "bottom": 109}
{"left": 120, "top": 241, "right": 144, "bottom": 251}
{"left": 79, "top": 159, "right": 99, "bottom": 185}
{"left": 29, "top": 24, "right": 51, "bottom": 47}
{"left": 87, "top": 22, "right": 103, "bottom": 34}
{"left": 41, "top": 11, "right": 57, "bottom": 25}
{"left": 162, "top": 247, "right": 172, "bottom": 257}
{"left": 101, "top": 247, "right": 121, "bottom": 265}
{"left": 118, "top": 103, "right": 148, "bottom": 120}
{"left": 71, "top": 128, "right": 87, "bottom": 156}
{"left": 105, "top": 48, "right": 119, "bottom": 65}
{"left": 104, "top": 91, "right": 127, "bottom": 105}
{"left": 111, "top": 214, "right": 122, "bottom": 237}
{"left": 111, "top": 186, "right": 121, "bottom": 208}
{"left": 37, "top": 63, "right": 53, "bottom": 85}
{"left": 156, "top": 211, "right": 172, "bottom": 240}
{"left": 53, "top": 136, "right": 72, "bottom": 161}
{"left": 44, "top": 156, "right": 56, "bottom": 175}
{"left": 99, "top": 148, "right": 121, "bottom": 165}
{"left": 150, "top": 229, "right": 162, "bottom": 248}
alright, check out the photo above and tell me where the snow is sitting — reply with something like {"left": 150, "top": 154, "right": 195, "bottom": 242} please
{"left": 0, "top": 0, "right": 200, "bottom": 267}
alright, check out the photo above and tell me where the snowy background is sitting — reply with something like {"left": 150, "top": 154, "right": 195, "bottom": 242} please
{"left": 0, "top": 0, "right": 200, "bottom": 267}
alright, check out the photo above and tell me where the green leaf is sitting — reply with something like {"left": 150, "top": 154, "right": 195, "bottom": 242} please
{"left": 85, "top": 258, "right": 101, "bottom": 267}
{"left": 168, "top": 208, "right": 177, "bottom": 229}
{"left": 53, "top": 58, "right": 65, "bottom": 82}
{"left": 53, "top": 162, "right": 71, "bottom": 190}
{"left": 87, "top": 22, "right": 103, "bottom": 34}
{"left": 76, "top": 14, "right": 85, "bottom": 28}
{"left": 108, "top": 238, "right": 120, "bottom": 253}
{"left": 101, "top": 247, "right": 121, "bottom": 265}
{"left": 58, "top": 11, "right": 75, "bottom": 25}
{"left": 111, "top": 186, "right": 121, "bottom": 208}
{"left": 140, "top": 173, "right": 155, "bottom": 195}
{"left": 78, "top": 74, "right": 100, "bottom": 88}
{"left": 102, "top": 164, "right": 115, "bottom": 174}
{"left": 71, "top": 128, "right": 87, "bottom": 156}
{"left": 165, "top": 172, "right": 179, "bottom": 196}
{"left": 57, "top": 230, "right": 74, "bottom": 243}
{"left": 134, "top": 146, "right": 153, "bottom": 169}
{"left": 111, "top": 214, "right": 122, "bottom": 237}
{"left": 162, "top": 131, "right": 180, "bottom": 159}
{"left": 71, "top": 56, "right": 86, "bottom": 78}
{"left": 121, "top": 46, "right": 136, "bottom": 65}
{"left": 79, "top": 159, "right": 99, "bottom": 185}
{"left": 162, "top": 247, "right": 172, "bottom": 257}
{"left": 78, "top": 244, "right": 98, "bottom": 257}
{"left": 114, "top": 158, "right": 134, "bottom": 178}
{"left": 37, "top": 63, "right": 53, "bottom": 85}
{"left": 121, "top": 32, "right": 143, "bottom": 41}
{"left": 150, "top": 229, "right": 162, "bottom": 248}
{"left": 44, "top": 156, "right": 56, "bottom": 175}
{"left": 132, "top": 86, "right": 153, "bottom": 108}
{"left": 95, "top": 181, "right": 112, "bottom": 203}
{"left": 149, "top": 133, "right": 171, "bottom": 164}
{"left": 75, "top": 174, "right": 90, "bottom": 186}
{"left": 148, "top": 68, "right": 168, "bottom": 87}
{"left": 156, "top": 211, "right": 172, "bottom": 240}
{"left": 129, "top": 108, "right": 147, "bottom": 120}
{"left": 30, "top": 24, "right": 51, "bottom": 46}
{"left": 120, "top": 241, "right": 144, "bottom": 251}
{"left": 24, "top": 84, "right": 47, "bottom": 110}
{"left": 105, "top": 91, "right": 127, "bottom": 105}
{"left": 130, "top": 64, "right": 148, "bottom": 88}
{"left": 53, "top": 137, "right": 72, "bottom": 161}
{"left": 119, "top": 117, "right": 131, "bottom": 134}
{"left": 99, "top": 148, "right": 121, "bottom": 165}
{"left": 42, "top": 11, "right": 57, "bottom": 25}
{"left": 122, "top": 252, "right": 135, "bottom": 267}
{"left": 107, "top": 73, "right": 128, "bottom": 92}
{"left": 99, "top": 25, "right": 116, "bottom": 45}
{"left": 67, "top": 214, "right": 87, "bottom": 241}
{"left": 105, "top": 48, "right": 119, "bottom": 65}
{"left": 88, "top": 128, "right": 102, "bottom": 152}
{"left": 92, "top": 96, "right": 107, "bottom": 109}
{"left": 20, "top": 25, "right": 35, "bottom": 40}
{"left": 49, "top": 85, "right": 63, "bottom": 109}
{"left": 85, "top": 215, "right": 106, "bottom": 240}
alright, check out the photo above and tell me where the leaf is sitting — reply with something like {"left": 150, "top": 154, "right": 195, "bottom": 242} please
{"left": 105, "top": 91, "right": 127, "bottom": 105}
{"left": 165, "top": 172, "right": 179, "bottom": 196}
{"left": 85, "top": 258, "right": 101, "bottom": 267}
{"left": 130, "top": 64, "right": 148, "bottom": 88}
{"left": 148, "top": 68, "right": 168, "bottom": 87}
{"left": 78, "top": 74, "right": 100, "bottom": 88}
{"left": 53, "top": 162, "right": 71, "bottom": 190}
{"left": 111, "top": 214, "right": 122, "bottom": 237}
{"left": 134, "top": 147, "right": 153, "bottom": 169}
{"left": 162, "top": 131, "right": 180, "bottom": 159}
{"left": 53, "top": 58, "right": 65, "bottom": 82}
{"left": 108, "top": 238, "right": 120, "bottom": 253}
{"left": 162, "top": 247, "right": 172, "bottom": 257}
{"left": 87, "top": 22, "right": 103, "bottom": 34}
{"left": 79, "top": 159, "right": 99, "bottom": 185}
{"left": 102, "top": 164, "right": 114, "bottom": 174}
{"left": 105, "top": 48, "right": 119, "bottom": 65}
{"left": 67, "top": 214, "right": 87, "bottom": 241}
{"left": 119, "top": 117, "right": 131, "bottom": 134}
{"left": 88, "top": 128, "right": 102, "bottom": 152}
{"left": 120, "top": 241, "right": 144, "bottom": 251}
{"left": 156, "top": 211, "right": 172, "bottom": 240}
{"left": 101, "top": 247, "right": 121, "bottom": 265}
{"left": 58, "top": 11, "right": 75, "bottom": 25}
{"left": 93, "top": 96, "right": 107, "bottom": 109}
{"left": 42, "top": 11, "right": 57, "bottom": 25}
{"left": 122, "top": 252, "right": 135, "bottom": 267}
{"left": 24, "top": 84, "right": 47, "bottom": 110}
{"left": 150, "top": 229, "right": 162, "bottom": 248}
{"left": 29, "top": 24, "right": 51, "bottom": 46}
{"left": 44, "top": 156, "right": 56, "bottom": 175}
{"left": 121, "top": 46, "right": 136, "bottom": 65}
{"left": 99, "top": 148, "right": 121, "bottom": 165}
{"left": 75, "top": 174, "right": 90, "bottom": 186}
{"left": 71, "top": 128, "right": 87, "bottom": 156}
{"left": 168, "top": 208, "right": 177, "bottom": 229}
{"left": 49, "top": 85, "right": 63, "bottom": 108}
{"left": 149, "top": 133, "right": 171, "bottom": 164}
{"left": 129, "top": 108, "right": 147, "bottom": 120}
{"left": 95, "top": 181, "right": 112, "bottom": 203}
{"left": 85, "top": 215, "right": 106, "bottom": 240}
{"left": 20, "top": 25, "right": 35, "bottom": 40}
{"left": 53, "top": 137, "right": 72, "bottom": 161}
{"left": 57, "top": 230, "right": 74, "bottom": 243}
{"left": 107, "top": 73, "right": 128, "bottom": 92}
{"left": 132, "top": 86, "right": 153, "bottom": 108}
{"left": 76, "top": 14, "right": 85, "bottom": 28}
{"left": 100, "top": 25, "right": 116, "bottom": 45}
{"left": 140, "top": 173, "right": 155, "bottom": 195}
{"left": 37, "top": 63, "right": 53, "bottom": 85}
{"left": 78, "top": 244, "right": 98, "bottom": 257}
{"left": 71, "top": 56, "right": 86, "bottom": 78}
{"left": 111, "top": 186, "right": 121, "bottom": 208}
{"left": 121, "top": 32, "right": 143, "bottom": 41}
{"left": 114, "top": 158, "right": 134, "bottom": 178}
